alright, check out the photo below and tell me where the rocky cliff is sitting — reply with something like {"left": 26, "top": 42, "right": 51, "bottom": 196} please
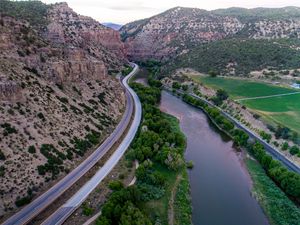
{"left": 0, "top": 1, "right": 127, "bottom": 218}
{"left": 121, "top": 6, "right": 300, "bottom": 62}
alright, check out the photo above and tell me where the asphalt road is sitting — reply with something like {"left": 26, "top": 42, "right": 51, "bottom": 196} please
{"left": 2, "top": 64, "right": 141, "bottom": 225}
{"left": 164, "top": 86, "right": 300, "bottom": 174}
{"left": 41, "top": 63, "right": 142, "bottom": 225}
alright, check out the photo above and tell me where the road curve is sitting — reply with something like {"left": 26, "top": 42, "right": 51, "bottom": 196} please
{"left": 41, "top": 63, "right": 142, "bottom": 225}
{"left": 164, "top": 87, "right": 300, "bottom": 174}
{"left": 2, "top": 63, "right": 141, "bottom": 225}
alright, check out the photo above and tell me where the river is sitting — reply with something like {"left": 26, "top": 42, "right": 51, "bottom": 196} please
{"left": 159, "top": 91, "right": 269, "bottom": 225}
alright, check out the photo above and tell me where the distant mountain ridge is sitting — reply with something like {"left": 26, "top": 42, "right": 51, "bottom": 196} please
{"left": 103, "top": 22, "right": 123, "bottom": 30}
{"left": 120, "top": 6, "right": 300, "bottom": 75}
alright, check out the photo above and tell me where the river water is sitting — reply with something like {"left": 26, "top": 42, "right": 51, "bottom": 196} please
{"left": 159, "top": 91, "right": 269, "bottom": 225}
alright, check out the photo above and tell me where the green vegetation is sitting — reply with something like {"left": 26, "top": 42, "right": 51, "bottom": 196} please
{"left": 0, "top": 150, "right": 6, "bottom": 160}
{"left": 195, "top": 76, "right": 295, "bottom": 99}
{"left": 108, "top": 180, "right": 124, "bottom": 191}
{"left": 174, "top": 170, "right": 192, "bottom": 225}
{"left": 97, "top": 75, "right": 191, "bottom": 224}
{"left": 243, "top": 94, "right": 300, "bottom": 134}
{"left": 193, "top": 76, "right": 300, "bottom": 136}
{"left": 122, "top": 65, "right": 133, "bottom": 76}
{"left": 15, "top": 195, "right": 33, "bottom": 207}
{"left": 1, "top": 123, "right": 17, "bottom": 136}
{"left": 213, "top": 7, "right": 300, "bottom": 22}
{"left": 0, "top": 0, "right": 50, "bottom": 27}
{"left": 166, "top": 38, "right": 300, "bottom": 75}
{"left": 0, "top": 166, "right": 5, "bottom": 177}
{"left": 82, "top": 203, "right": 94, "bottom": 216}
{"left": 183, "top": 92, "right": 300, "bottom": 207}
{"left": 186, "top": 161, "right": 194, "bottom": 169}
{"left": 246, "top": 159, "right": 300, "bottom": 225}
{"left": 28, "top": 145, "right": 36, "bottom": 154}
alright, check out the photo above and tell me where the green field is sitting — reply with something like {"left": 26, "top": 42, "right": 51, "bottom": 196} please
{"left": 195, "top": 76, "right": 295, "bottom": 99}
{"left": 192, "top": 76, "right": 300, "bottom": 133}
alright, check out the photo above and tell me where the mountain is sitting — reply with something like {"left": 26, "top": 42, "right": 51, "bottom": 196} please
{"left": 121, "top": 6, "right": 300, "bottom": 75}
{"left": 0, "top": 1, "right": 127, "bottom": 216}
{"left": 103, "top": 22, "right": 123, "bottom": 30}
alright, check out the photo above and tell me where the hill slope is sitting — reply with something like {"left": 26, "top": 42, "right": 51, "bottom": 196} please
{"left": 121, "top": 6, "right": 300, "bottom": 75}
{"left": 0, "top": 1, "right": 127, "bottom": 217}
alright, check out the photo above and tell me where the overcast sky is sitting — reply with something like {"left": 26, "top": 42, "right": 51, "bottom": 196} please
{"left": 41, "top": 0, "right": 300, "bottom": 24}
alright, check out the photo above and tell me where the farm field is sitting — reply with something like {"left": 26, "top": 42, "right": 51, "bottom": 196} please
{"left": 191, "top": 76, "right": 300, "bottom": 134}
{"left": 193, "top": 76, "right": 296, "bottom": 99}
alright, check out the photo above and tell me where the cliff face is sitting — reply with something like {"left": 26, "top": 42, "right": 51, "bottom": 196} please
{"left": 44, "top": 3, "right": 127, "bottom": 81}
{"left": 121, "top": 7, "right": 244, "bottom": 61}
{"left": 121, "top": 6, "right": 300, "bottom": 61}
{"left": 0, "top": 2, "right": 127, "bottom": 217}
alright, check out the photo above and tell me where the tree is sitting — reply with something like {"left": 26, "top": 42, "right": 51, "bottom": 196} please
{"left": 119, "top": 202, "right": 152, "bottom": 225}
{"left": 172, "top": 82, "right": 181, "bottom": 90}
{"left": 290, "top": 146, "right": 299, "bottom": 155}
{"left": 216, "top": 89, "right": 229, "bottom": 101}
{"left": 208, "top": 70, "right": 218, "bottom": 77}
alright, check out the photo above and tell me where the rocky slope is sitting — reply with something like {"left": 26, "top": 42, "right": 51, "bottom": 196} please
{"left": 121, "top": 6, "right": 300, "bottom": 75}
{"left": 0, "top": 1, "right": 127, "bottom": 218}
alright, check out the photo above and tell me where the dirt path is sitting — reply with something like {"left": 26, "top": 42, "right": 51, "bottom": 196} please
{"left": 168, "top": 174, "right": 182, "bottom": 225}
{"left": 236, "top": 91, "right": 300, "bottom": 101}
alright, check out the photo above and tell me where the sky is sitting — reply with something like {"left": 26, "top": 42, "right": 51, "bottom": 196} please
{"left": 41, "top": 0, "right": 300, "bottom": 24}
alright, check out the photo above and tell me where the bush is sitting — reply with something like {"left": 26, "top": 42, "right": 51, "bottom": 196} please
{"left": 82, "top": 203, "right": 94, "bottom": 216}
{"left": 28, "top": 145, "right": 36, "bottom": 154}
{"left": 186, "top": 161, "right": 194, "bottom": 169}
{"left": 15, "top": 195, "right": 32, "bottom": 207}
{"left": 281, "top": 142, "right": 289, "bottom": 151}
{"left": 0, "top": 150, "right": 6, "bottom": 160}
{"left": 108, "top": 180, "right": 124, "bottom": 191}
{"left": 289, "top": 146, "right": 300, "bottom": 155}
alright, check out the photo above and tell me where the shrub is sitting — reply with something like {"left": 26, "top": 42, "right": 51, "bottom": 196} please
{"left": 0, "top": 150, "right": 6, "bottom": 160}
{"left": 289, "top": 146, "right": 300, "bottom": 155}
{"left": 108, "top": 180, "right": 124, "bottom": 191}
{"left": 28, "top": 145, "right": 36, "bottom": 154}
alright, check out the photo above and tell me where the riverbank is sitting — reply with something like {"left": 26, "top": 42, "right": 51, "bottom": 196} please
{"left": 169, "top": 90, "right": 300, "bottom": 225}
{"left": 160, "top": 91, "right": 269, "bottom": 225}
{"left": 95, "top": 81, "right": 192, "bottom": 224}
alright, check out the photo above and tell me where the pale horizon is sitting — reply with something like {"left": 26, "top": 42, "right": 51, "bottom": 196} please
{"left": 41, "top": 0, "right": 300, "bottom": 24}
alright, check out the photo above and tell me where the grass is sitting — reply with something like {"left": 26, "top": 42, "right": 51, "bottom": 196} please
{"left": 194, "top": 76, "right": 295, "bottom": 99}
{"left": 143, "top": 164, "right": 177, "bottom": 224}
{"left": 246, "top": 159, "right": 300, "bottom": 225}
{"left": 192, "top": 76, "right": 300, "bottom": 133}
{"left": 174, "top": 169, "right": 192, "bottom": 225}
{"left": 243, "top": 94, "right": 300, "bottom": 133}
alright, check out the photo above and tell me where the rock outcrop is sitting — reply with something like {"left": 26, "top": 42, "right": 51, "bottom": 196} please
{"left": 121, "top": 6, "right": 300, "bottom": 61}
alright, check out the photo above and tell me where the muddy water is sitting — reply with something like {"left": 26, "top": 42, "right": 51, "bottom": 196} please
{"left": 160, "top": 91, "right": 269, "bottom": 225}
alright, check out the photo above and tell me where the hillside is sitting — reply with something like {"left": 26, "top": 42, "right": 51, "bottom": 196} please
{"left": 121, "top": 6, "right": 300, "bottom": 75}
{"left": 165, "top": 38, "right": 300, "bottom": 75}
{"left": 0, "top": 1, "right": 127, "bottom": 217}
{"left": 103, "top": 22, "right": 123, "bottom": 30}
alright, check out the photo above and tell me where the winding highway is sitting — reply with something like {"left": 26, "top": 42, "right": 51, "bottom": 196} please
{"left": 164, "top": 86, "right": 300, "bottom": 174}
{"left": 2, "top": 63, "right": 141, "bottom": 225}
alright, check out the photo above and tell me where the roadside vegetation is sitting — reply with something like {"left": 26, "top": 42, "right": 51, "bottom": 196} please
{"left": 96, "top": 67, "right": 191, "bottom": 224}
